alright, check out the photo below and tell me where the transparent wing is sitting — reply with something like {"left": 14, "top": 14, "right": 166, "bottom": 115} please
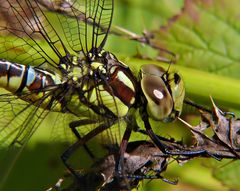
{"left": 0, "top": 0, "right": 113, "bottom": 67}
{"left": 0, "top": 87, "right": 86, "bottom": 186}
{"left": 0, "top": 0, "right": 70, "bottom": 70}
{"left": 0, "top": 93, "right": 50, "bottom": 147}
{"left": 50, "top": 112, "right": 78, "bottom": 144}
{"left": 0, "top": 91, "right": 52, "bottom": 186}
{"left": 39, "top": 0, "right": 114, "bottom": 56}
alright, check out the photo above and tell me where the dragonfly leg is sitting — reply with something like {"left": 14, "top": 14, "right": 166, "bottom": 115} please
{"left": 184, "top": 99, "right": 212, "bottom": 113}
{"left": 61, "top": 120, "right": 115, "bottom": 179}
{"left": 116, "top": 126, "right": 132, "bottom": 190}
{"left": 126, "top": 173, "right": 178, "bottom": 185}
{"left": 69, "top": 119, "right": 98, "bottom": 139}
{"left": 141, "top": 111, "right": 214, "bottom": 157}
{"left": 69, "top": 119, "right": 99, "bottom": 159}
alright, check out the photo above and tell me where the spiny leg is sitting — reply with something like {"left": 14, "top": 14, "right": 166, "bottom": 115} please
{"left": 141, "top": 109, "right": 210, "bottom": 157}
{"left": 184, "top": 99, "right": 212, "bottom": 113}
{"left": 61, "top": 120, "right": 115, "bottom": 178}
{"left": 69, "top": 119, "right": 99, "bottom": 159}
{"left": 116, "top": 126, "right": 132, "bottom": 190}
{"left": 115, "top": 115, "right": 143, "bottom": 190}
{"left": 126, "top": 173, "right": 178, "bottom": 185}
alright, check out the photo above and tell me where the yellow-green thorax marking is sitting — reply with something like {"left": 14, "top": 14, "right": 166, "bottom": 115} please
{"left": 61, "top": 52, "right": 137, "bottom": 118}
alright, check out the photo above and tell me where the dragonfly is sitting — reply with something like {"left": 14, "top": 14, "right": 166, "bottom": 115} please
{"left": 0, "top": 0, "right": 197, "bottom": 187}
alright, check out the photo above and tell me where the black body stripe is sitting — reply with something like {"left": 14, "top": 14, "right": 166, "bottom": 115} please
{"left": 16, "top": 65, "right": 29, "bottom": 93}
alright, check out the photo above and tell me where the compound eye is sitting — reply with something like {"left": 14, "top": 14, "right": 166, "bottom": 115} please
{"left": 141, "top": 74, "right": 173, "bottom": 121}
{"left": 141, "top": 64, "right": 165, "bottom": 77}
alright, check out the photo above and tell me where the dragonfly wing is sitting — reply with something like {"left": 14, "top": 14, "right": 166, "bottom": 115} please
{"left": 0, "top": 0, "right": 70, "bottom": 70}
{"left": 39, "top": 0, "right": 114, "bottom": 56}
{"left": 0, "top": 92, "right": 51, "bottom": 187}
{"left": 0, "top": 94, "right": 49, "bottom": 147}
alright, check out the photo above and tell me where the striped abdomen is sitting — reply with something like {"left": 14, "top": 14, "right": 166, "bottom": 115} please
{"left": 0, "top": 60, "right": 63, "bottom": 109}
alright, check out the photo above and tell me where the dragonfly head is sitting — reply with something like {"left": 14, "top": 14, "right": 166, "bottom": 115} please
{"left": 140, "top": 64, "right": 185, "bottom": 122}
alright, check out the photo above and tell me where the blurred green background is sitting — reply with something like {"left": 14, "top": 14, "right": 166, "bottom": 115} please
{"left": 1, "top": 0, "right": 240, "bottom": 191}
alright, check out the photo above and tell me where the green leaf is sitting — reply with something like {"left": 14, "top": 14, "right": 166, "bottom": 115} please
{"left": 205, "top": 160, "right": 240, "bottom": 189}
{"left": 151, "top": 0, "right": 240, "bottom": 78}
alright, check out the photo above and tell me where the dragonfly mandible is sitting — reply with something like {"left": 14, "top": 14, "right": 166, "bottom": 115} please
{"left": 0, "top": 0, "right": 192, "bottom": 186}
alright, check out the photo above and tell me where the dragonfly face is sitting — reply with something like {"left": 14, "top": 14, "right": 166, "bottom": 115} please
{"left": 140, "top": 64, "right": 185, "bottom": 122}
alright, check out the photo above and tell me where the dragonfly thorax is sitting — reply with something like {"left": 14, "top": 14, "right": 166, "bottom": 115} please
{"left": 62, "top": 52, "right": 137, "bottom": 118}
